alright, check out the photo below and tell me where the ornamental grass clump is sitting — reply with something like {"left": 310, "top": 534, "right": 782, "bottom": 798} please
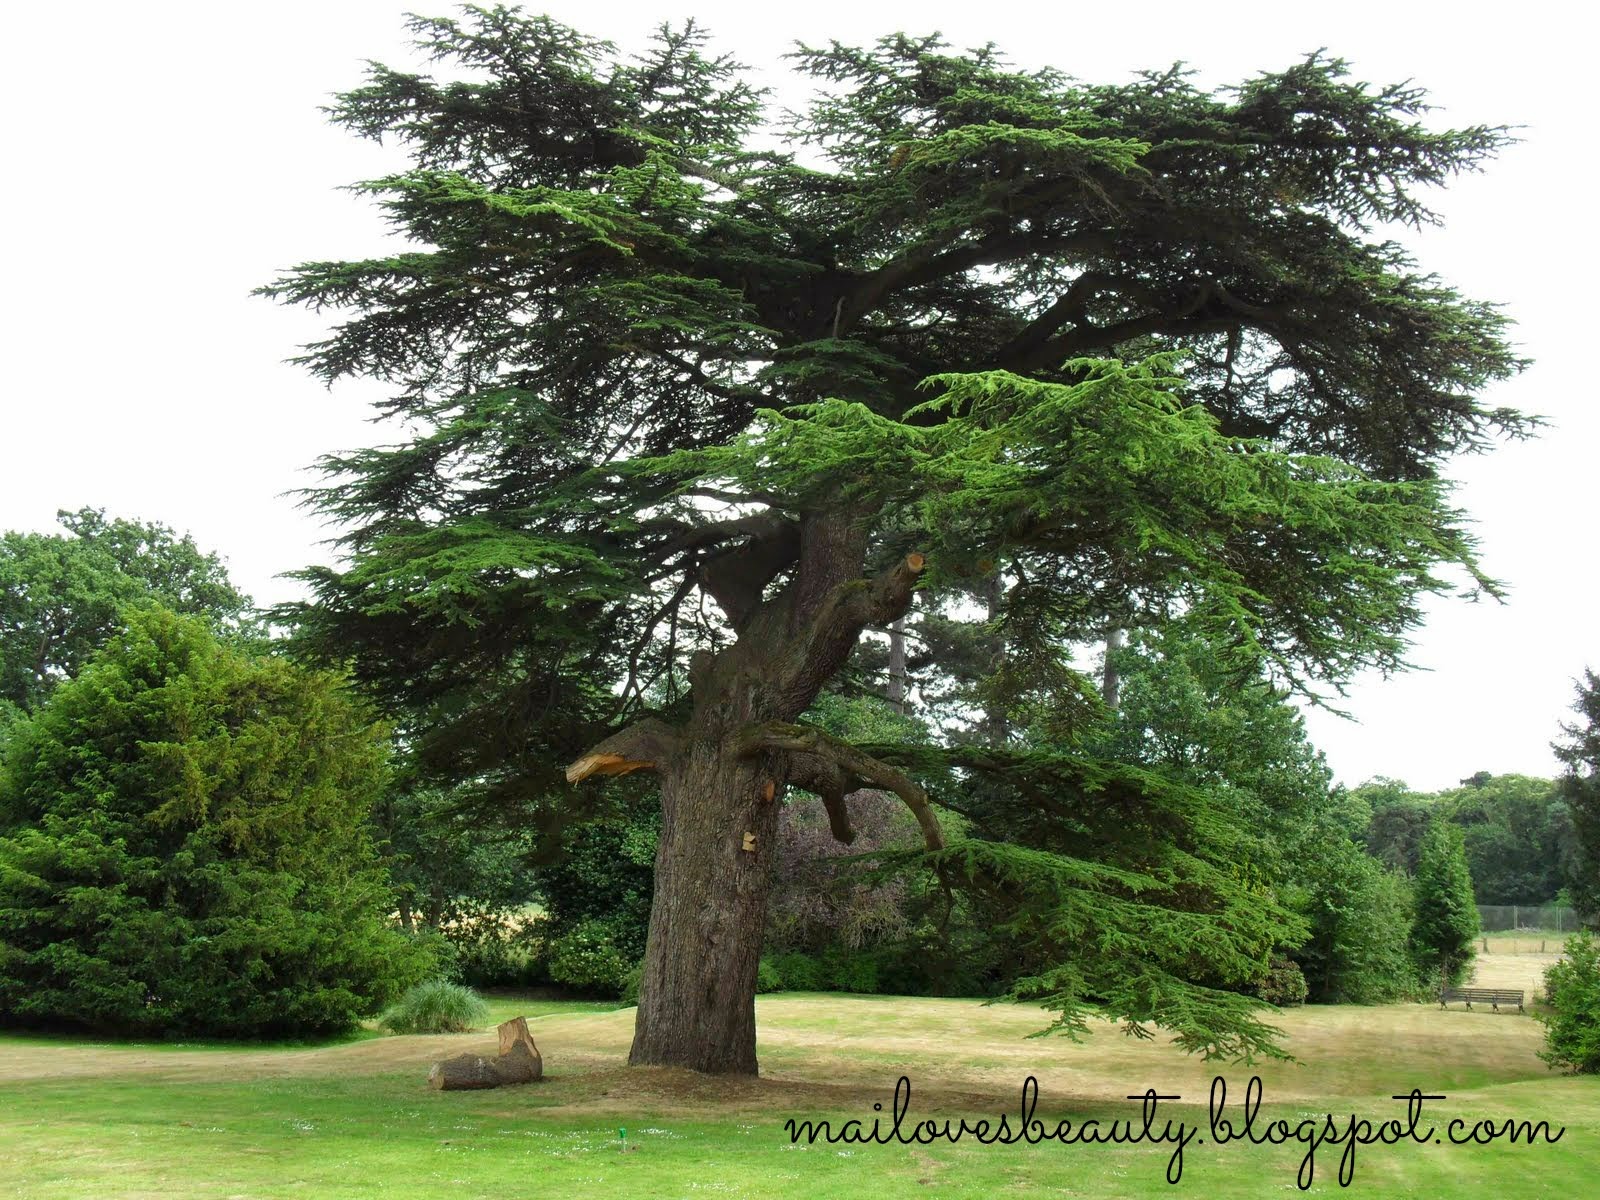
{"left": 380, "top": 980, "right": 490, "bottom": 1035}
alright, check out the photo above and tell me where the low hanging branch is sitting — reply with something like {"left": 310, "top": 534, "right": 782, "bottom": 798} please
{"left": 566, "top": 717, "right": 683, "bottom": 783}
{"left": 737, "top": 719, "right": 946, "bottom": 850}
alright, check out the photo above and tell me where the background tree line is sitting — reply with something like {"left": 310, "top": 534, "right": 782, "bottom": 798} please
{"left": 0, "top": 506, "right": 1593, "bottom": 1035}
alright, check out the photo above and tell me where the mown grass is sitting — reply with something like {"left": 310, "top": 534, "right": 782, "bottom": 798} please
{"left": 2, "top": 994, "right": 1596, "bottom": 1198}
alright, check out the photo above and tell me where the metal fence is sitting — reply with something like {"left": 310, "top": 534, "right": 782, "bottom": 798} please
{"left": 1476, "top": 904, "right": 1582, "bottom": 933}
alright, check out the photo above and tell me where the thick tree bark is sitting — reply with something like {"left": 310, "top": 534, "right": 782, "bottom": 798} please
{"left": 572, "top": 539, "right": 936, "bottom": 1077}
{"left": 627, "top": 739, "right": 782, "bottom": 1074}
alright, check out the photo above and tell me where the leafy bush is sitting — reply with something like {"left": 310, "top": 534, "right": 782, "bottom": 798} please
{"left": 380, "top": 979, "right": 490, "bottom": 1034}
{"left": 532, "top": 790, "right": 656, "bottom": 964}
{"left": 769, "top": 951, "right": 824, "bottom": 991}
{"left": 1258, "top": 957, "right": 1309, "bottom": 1006}
{"left": 821, "top": 946, "right": 881, "bottom": 993}
{"left": 1539, "top": 933, "right": 1600, "bottom": 1074}
{"left": 451, "top": 930, "right": 548, "bottom": 989}
{"left": 756, "top": 957, "right": 784, "bottom": 993}
{"left": 546, "top": 918, "right": 635, "bottom": 997}
{"left": 1290, "top": 836, "right": 1422, "bottom": 1004}
{"left": 0, "top": 608, "right": 431, "bottom": 1038}
{"left": 620, "top": 962, "right": 644, "bottom": 1005}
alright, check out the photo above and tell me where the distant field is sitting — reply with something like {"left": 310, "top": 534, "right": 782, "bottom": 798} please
{"left": 1471, "top": 949, "right": 1563, "bottom": 997}
{"left": 1479, "top": 930, "right": 1575, "bottom": 957}
{"left": 2, "top": 991, "right": 1596, "bottom": 1198}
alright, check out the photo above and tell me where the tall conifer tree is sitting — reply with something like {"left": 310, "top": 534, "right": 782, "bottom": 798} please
{"left": 264, "top": 8, "right": 1525, "bottom": 1073}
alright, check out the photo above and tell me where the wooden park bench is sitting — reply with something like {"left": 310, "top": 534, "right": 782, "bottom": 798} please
{"left": 1439, "top": 986, "right": 1524, "bottom": 1013}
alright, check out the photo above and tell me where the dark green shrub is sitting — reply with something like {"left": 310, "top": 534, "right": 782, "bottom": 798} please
{"left": 532, "top": 790, "right": 656, "bottom": 962}
{"left": 1539, "top": 933, "right": 1600, "bottom": 1074}
{"left": 546, "top": 918, "right": 635, "bottom": 997}
{"left": 821, "top": 946, "right": 881, "bottom": 993}
{"left": 1258, "top": 957, "right": 1309, "bottom": 1006}
{"left": 380, "top": 979, "right": 490, "bottom": 1034}
{"left": 756, "top": 957, "right": 784, "bottom": 993}
{"left": 1290, "top": 837, "right": 1422, "bottom": 1004}
{"left": 0, "top": 607, "right": 431, "bottom": 1038}
{"left": 770, "top": 951, "right": 824, "bottom": 992}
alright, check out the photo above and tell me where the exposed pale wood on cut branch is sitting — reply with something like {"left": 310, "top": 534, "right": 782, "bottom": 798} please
{"left": 739, "top": 721, "right": 945, "bottom": 850}
{"left": 566, "top": 717, "right": 683, "bottom": 784}
{"left": 846, "top": 552, "right": 928, "bottom": 627}
{"left": 781, "top": 551, "right": 931, "bottom": 715}
{"left": 566, "top": 753, "right": 653, "bottom": 781}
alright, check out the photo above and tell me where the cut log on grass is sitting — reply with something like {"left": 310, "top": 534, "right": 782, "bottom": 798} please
{"left": 428, "top": 1053, "right": 501, "bottom": 1091}
{"left": 428, "top": 1017, "right": 544, "bottom": 1090}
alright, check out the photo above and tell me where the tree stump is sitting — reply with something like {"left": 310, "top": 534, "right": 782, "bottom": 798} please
{"left": 493, "top": 1016, "right": 543, "bottom": 1083}
{"left": 428, "top": 1017, "right": 543, "bottom": 1090}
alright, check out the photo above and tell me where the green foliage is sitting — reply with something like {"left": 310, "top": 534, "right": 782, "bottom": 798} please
{"left": 0, "top": 510, "right": 254, "bottom": 714}
{"left": 1539, "top": 933, "right": 1600, "bottom": 1074}
{"left": 531, "top": 787, "right": 656, "bottom": 962}
{"left": 262, "top": 10, "right": 1529, "bottom": 1064}
{"left": 767, "top": 952, "right": 823, "bottom": 992}
{"left": 1435, "top": 774, "right": 1566, "bottom": 905}
{"left": 379, "top": 979, "right": 490, "bottom": 1034}
{"left": 1289, "top": 836, "right": 1421, "bottom": 1003}
{"left": 1080, "top": 626, "right": 1427, "bottom": 1008}
{"left": 755, "top": 957, "right": 784, "bottom": 994}
{"left": 1357, "top": 779, "right": 1433, "bottom": 874}
{"left": 1555, "top": 671, "right": 1600, "bottom": 920}
{"left": 372, "top": 785, "right": 539, "bottom": 984}
{"left": 545, "top": 918, "right": 636, "bottom": 997}
{"left": 0, "top": 608, "right": 428, "bottom": 1037}
{"left": 760, "top": 948, "right": 895, "bottom": 995}
{"left": 1257, "top": 958, "right": 1310, "bottom": 1007}
{"left": 1410, "top": 819, "right": 1480, "bottom": 988}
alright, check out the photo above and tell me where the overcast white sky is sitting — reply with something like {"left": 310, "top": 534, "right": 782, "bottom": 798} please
{"left": 1, "top": 1, "right": 1593, "bottom": 792}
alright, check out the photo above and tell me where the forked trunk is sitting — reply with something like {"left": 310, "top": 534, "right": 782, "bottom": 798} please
{"left": 569, "top": 535, "right": 930, "bottom": 1077}
{"left": 628, "top": 735, "right": 782, "bottom": 1074}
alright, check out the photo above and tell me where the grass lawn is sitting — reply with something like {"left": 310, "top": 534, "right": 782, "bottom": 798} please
{"left": 2, "top": 988, "right": 1595, "bottom": 1198}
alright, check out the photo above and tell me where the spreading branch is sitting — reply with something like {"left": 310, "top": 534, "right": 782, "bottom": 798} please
{"left": 737, "top": 720, "right": 945, "bottom": 850}
{"left": 566, "top": 717, "right": 683, "bottom": 783}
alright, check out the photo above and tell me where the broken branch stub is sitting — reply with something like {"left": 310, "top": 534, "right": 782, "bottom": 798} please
{"left": 566, "top": 718, "right": 683, "bottom": 784}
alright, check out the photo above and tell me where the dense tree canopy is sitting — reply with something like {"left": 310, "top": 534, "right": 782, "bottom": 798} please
{"left": 1556, "top": 671, "right": 1600, "bottom": 919}
{"left": 0, "top": 608, "right": 426, "bottom": 1037}
{"left": 0, "top": 508, "right": 253, "bottom": 716}
{"left": 264, "top": 8, "right": 1525, "bottom": 1073}
{"left": 1436, "top": 773, "right": 1567, "bottom": 906}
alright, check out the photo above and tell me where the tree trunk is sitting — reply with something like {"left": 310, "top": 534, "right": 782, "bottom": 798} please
{"left": 1101, "top": 626, "right": 1124, "bottom": 709}
{"left": 886, "top": 617, "right": 908, "bottom": 714}
{"left": 574, "top": 531, "right": 929, "bottom": 1077}
{"left": 628, "top": 735, "right": 782, "bottom": 1074}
